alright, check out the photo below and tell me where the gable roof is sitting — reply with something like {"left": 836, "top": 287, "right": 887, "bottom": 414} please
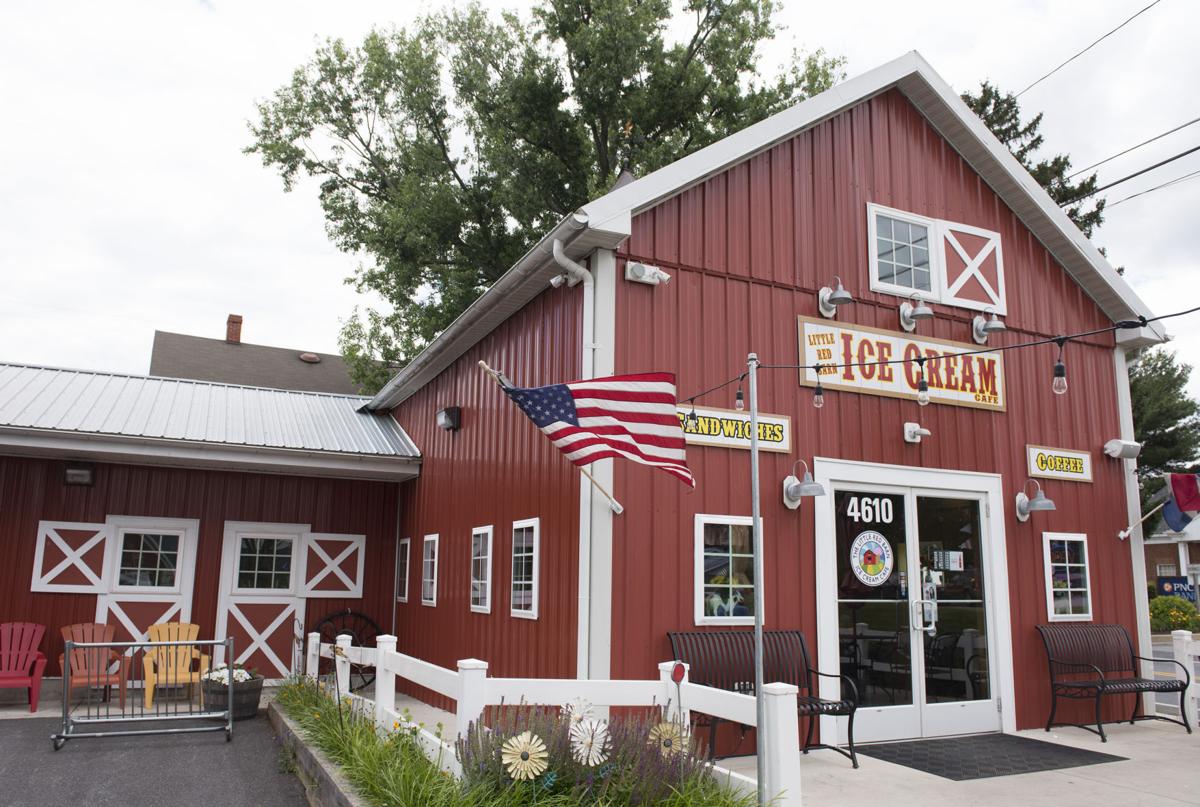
{"left": 150, "top": 330, "right": 359, "bottom": 395}
{"left": 0, "top": 362, "right": 419, "bottom": 480}
{"left": 368, "top": 50, "right": 1164, "bottom": 410}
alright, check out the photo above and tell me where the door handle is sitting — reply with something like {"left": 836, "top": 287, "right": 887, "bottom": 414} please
{"left": 913, "top": 600, "right": 937, "bottom": 635}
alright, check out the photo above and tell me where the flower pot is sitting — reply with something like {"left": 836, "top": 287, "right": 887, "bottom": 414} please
{"left": 203, "top": 676, "right": 264, "bottom": 720}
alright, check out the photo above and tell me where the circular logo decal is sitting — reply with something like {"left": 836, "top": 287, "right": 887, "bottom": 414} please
{"left": 850, "top": 530, "right": 894, "bottom": 587}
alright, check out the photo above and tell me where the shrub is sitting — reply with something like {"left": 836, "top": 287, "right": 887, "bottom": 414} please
{"left": 1148, "top": 595, "right": 1200, "bottom": 632}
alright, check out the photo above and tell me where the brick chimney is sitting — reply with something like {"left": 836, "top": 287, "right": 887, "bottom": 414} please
{"left": 226, "top": 314, "right": 243, "bottom": 344}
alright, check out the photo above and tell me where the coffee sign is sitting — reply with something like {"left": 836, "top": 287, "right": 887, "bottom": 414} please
{"left": 1027, "top": 445, "right": 1093, "bottom": 483}
{"left": 797, "top": 317, "right": 1006, "bottom": 411}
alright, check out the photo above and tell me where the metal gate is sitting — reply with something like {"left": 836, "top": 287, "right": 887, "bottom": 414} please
{"left": 51, "top": 637, "right": 234, "bottom": 749}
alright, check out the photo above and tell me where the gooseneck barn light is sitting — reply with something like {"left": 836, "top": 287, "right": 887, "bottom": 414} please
{"left": 899, "top": 292, "right": 935, "bottom": 332}
{"left": 782, "top": 459, "right": 826, "bottom": 510}
{"left": 1015, "top": 478, "right": 1056, "bottom": 522}
{"left": 972, "top": 308, "right": 1006, "bottom": 344}
{"left": 817, "top": 276, "right": 854, "bottom": 318}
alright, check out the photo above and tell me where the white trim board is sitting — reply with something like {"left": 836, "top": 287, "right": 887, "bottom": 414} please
{"left": 811, "top": 457, "right": 1017, "bottom": 740}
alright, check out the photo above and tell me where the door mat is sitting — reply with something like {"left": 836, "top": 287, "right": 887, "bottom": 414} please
{"left": 856, "top": 733, "right": 1127, "bottom": 780}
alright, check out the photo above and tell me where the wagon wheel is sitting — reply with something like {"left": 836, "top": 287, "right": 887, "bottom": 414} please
{"left": 311, "top": 610, "right": 381, "bottom": 692}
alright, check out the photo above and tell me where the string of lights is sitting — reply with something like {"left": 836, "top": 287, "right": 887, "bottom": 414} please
{"left": 682, "top": 303, "right": 1200, "bottom": 419}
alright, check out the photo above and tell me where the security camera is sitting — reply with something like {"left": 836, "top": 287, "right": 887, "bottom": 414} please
{"left": 1103, "top": 439, "right": 1142, "bottom": 459}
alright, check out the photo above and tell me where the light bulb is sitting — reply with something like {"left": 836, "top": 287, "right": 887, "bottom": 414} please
{"left": 684, "top": 408, "right": 698, "bottom": 429}
{"left": 813, "top": 382, "right": 825, "bottom": 409}
{"left": 1052, "top": 359, "right": 1068, "bottom": 395}
{"left": 734, "top": 386, "right": 745, "bottom": 410}
{"left": 917, "top": 378, "right": 931, "bottom": 406}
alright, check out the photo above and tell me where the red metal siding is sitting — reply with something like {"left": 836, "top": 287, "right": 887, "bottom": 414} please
{"left": 613, "top": 88, "right": 1135, "bottom": 732}
{"left": 390, "top": 287, "right": 582, "bottom": 709}
{"left": 0, "top": 456, "right": 398, "bottom": 673}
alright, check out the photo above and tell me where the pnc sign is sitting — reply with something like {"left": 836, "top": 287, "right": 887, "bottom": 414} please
{"left": 675, "top": 405, "right": 791, "bottom": 453}
{"left": 797, "top": 317, "right": 1006, "bottom": 411}
{"left": 1027, "top": 445, "right": 1093, "bottom": 483}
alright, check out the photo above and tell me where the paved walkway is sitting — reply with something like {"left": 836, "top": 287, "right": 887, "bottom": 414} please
{"left": 0, "top": 713, "right": 306, "bottom": 807}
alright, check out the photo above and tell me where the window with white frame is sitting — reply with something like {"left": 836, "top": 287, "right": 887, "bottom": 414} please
{"left": 867, "top": 203, "right": 1006, "bottom": 314}
{"left": 117, "top": 531, "right": 181, "bottom": 588}
{"left": 1043, "top": 532, "right": 1092, "bottom": 621}
{"left": 395, "top": 537, "right": 410, "bottom": 603}
{"left": 235, "top": 535, "right": 294, "bottom": 591}
{"left": 421, "top": 534, "right": 438, "bottom": 606}
{"left": 511, "top": 519, "right": 539, "bottom": 618}
{"left": 471, "top": 526, "right": 493, "bottom": 613}
{"left": 695, "top": 515, "right": 756, "bottom": 625}
{"left": 1156, "top": 563, "right": 1178, "bottom": 577}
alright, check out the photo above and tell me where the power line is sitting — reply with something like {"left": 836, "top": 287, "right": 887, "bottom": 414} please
{"left": 682, "top": 303, "right": 1200, "bottom": 404}
{"left": 1057, "top": 143, "right": 1200, "bottom": 206}
{"left": 1016, "top": 0, "right": 1165, "bottom": 97}
{"left": 1108, "top": 167, "right": 1200, "bottom": 207}
{"left": 1067, "top": 115, "right": 1200, "bottom": 179}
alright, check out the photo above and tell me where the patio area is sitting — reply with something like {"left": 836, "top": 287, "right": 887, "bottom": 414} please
{"left": 721, "top": 720, "right": 1199, "bottom": 806}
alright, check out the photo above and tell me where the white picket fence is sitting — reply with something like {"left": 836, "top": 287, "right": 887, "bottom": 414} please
{"left": 1170, "top": 630, "right": 1199, "bottom": 721}
{"left": 305, "top": 632, "right": 802, "bottom": 806}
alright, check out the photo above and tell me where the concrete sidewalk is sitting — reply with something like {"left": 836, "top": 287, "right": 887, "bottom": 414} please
{"left": 0, "top": 716, "right": 306, "bottom": 807}
{"left": 723, "top": 721, "right": 1198, "bottom": 806}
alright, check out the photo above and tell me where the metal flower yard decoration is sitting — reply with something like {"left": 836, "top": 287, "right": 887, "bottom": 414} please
{"left": 563, "top": 697, "right": 594, "bottom": 724}
{"left": 569, "top": 718, "right": 609, "bottom": 766}
{"left": 501, "top": 730, "right": 549, "bottom": 781}
{"left": 648, "top": 721, "right": 687, "bottom": 758}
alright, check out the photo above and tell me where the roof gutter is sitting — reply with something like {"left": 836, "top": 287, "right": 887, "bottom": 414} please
{"left": 367, "top": 211, "right": 592, "bottom": 411}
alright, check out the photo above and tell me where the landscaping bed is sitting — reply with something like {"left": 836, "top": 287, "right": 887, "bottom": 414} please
{"left": 273, "top": 679, "right": 755, "bottom": 807}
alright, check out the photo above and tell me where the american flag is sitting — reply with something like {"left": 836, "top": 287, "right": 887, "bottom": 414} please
{"left": 502, "top": 371, "right": 695, "bottom": 487}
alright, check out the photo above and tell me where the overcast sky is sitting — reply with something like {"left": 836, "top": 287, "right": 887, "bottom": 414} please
{"left": 2, "top": 1, "right": 1197, "bottom": 395}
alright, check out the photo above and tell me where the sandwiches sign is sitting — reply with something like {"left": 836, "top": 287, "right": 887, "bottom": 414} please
{"left": 675, "top": 405, "right": 791, "bottom": 453}
{"left": 797, "top": 316, "right": 1006, "bottom": 411}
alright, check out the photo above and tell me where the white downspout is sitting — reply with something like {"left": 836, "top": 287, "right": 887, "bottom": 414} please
{"left": 553, "top": 237, "right": 596, "bottom": 681}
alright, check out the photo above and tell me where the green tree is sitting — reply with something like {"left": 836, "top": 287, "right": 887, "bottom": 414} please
{"left": 962, "top": 81, "right": 1105, "bottom": 238}
{"left": 1129, "top": 349, "right": 1200, "bottom": 506}
{"left": 247, "top": 0, "right": 844, "bottom": 392}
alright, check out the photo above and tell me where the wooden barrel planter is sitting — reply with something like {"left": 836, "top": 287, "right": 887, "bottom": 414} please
{"left": 203, "top": 675, "right": 264, "bottom": 720}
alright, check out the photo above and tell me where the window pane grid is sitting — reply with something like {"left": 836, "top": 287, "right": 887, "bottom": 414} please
{"left": 422, "top": 537, "right": 438, "bottom": 604}
{"left": 875, "top": 213, "right": 932, "bottom": 293}
{"left": 511, "top": 525, "right": 536, "bottom": 614}
{"left": 1048, "top": 538, "right": 1090, "bottom": 617}
{"left": 118, "top": 532, "right": 180, "bottom": 588}
{"left": 236, "top": 536, "right": 292, "bottom": 590}
{"left": 471, "top": 531, "right": 491, "bottom": 609}
{"left": 396, "top": 540, "right": 409, "bottom": 601}
{"left": 701, "top": 521, "right": 755, "bottom": 619}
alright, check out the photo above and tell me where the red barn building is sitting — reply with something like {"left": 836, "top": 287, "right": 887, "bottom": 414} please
{"left": 367, "top": 52, "right": 1164, "bottom": 741}
{"left": 0, "top": 52, "right": 1166, "bottom": 744}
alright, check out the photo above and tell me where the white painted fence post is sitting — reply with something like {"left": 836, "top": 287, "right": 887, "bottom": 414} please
{"left": 1172, "top": 630, "right": 1197, "bottom": 718}
{"left": 658, "top": 660, "right": 690, "bottom": 727}
{"left": 374, "top": 634, "right": 397, "bottom": 727}
{"left": 759, "top": 682, "right": 801, "bottom": 807}
{"left": 305, "top": 632, "right": 320, "bottom": 679}
{"left": 335, "top": 633, "right": 352, "bottom": 696}
{"left": 456, "top": 658, "right": 489, "bottom": 740}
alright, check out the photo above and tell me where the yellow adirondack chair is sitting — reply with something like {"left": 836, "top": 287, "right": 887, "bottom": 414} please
{"left": 143, "top": 622, "right": 209, "bottom": 709}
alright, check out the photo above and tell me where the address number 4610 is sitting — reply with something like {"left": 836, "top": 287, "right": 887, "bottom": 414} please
{"left": 845, "top": 496, "right": 894, "bottom": 524}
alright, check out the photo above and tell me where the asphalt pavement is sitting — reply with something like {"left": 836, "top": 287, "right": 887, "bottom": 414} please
{"left": 0, "top": 716, "right": 307, "bottom": 807}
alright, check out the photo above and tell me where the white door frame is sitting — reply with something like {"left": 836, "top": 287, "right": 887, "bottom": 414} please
{"left": 215, "top": 521, "right": 310, "bottom": 679}
{"left": 813, "top": 458, "right": 1017, "bottom": 742}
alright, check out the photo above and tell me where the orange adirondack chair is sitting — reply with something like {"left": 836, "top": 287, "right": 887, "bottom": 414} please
{"left": 1, "top": 622, "right": 48, "bottom": 712}
{"left": 59, "top": 623, "right": 128, "bottom": 709}
{"left": 143, "top": 622, "right": 209, "bottom": 709}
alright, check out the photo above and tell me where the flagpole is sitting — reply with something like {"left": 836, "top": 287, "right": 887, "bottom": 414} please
{"left": 747, "top": 351, "right": 766, "bottom": 807}
{"left": 1118, "top": 499, "right": 1167, "bottom": 541}
{"left": 478, "top": 360, "right": 624, "bottom": 514}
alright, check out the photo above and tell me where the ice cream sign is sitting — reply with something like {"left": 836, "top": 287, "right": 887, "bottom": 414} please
{"left": 797, "top": 316, "right": 1006, "bottom": 411}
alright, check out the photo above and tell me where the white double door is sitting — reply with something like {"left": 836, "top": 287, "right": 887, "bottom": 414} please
{"left": 814, "top": 460, "right": 1016, "bottom": 743}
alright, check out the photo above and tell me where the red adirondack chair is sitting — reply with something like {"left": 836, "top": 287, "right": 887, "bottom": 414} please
{"left": 0, "top": 622, "right": 48, "bottom": 712}
{"left": 59, "top": 623, "right": 128, "bottom": 709}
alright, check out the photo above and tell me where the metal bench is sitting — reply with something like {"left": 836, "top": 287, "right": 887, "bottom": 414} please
{"left": 668, "top": 629, "right": 859, "bottom": 767}
{"left": 1036, "top": 623, "right": 1192, "bottom": 741}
